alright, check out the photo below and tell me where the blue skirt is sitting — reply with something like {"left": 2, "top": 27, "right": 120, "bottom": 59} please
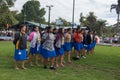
{"left": 42, "top": 48, "right": 56, "bottom": 58}
{"left": 83, "top": 44, "right": 92, "bottom": 51}
{"left": 30, "top": 47, "right": 37, "bottom": 54}
{"left": 14, "top": 49, "right": 27, "bottom": 61}
{"left": 55, "top": 46, "right": 64, "bottom": 56}
{"left": 37, "top": 45, "right": 42, "bottom": 54}
{"left": 30, "top": 44, "right": 41, "bottom": 54}
{"left": 71, "top": 42, "right": 74, "bottom": 48}
{"left": 64, "top": 42, "right": 71, "bottom": 52}
{"left": 80, "top": 43, "right": 84, "bottom": 49}
{"left": 74, "top": 42, "right": 81, "bottom": 51}
{"left": 91, "top": 41, "right": 96, "bottom": 48}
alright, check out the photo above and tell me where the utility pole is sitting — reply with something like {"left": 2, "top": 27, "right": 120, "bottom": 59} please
{"left": 72, "top": 0, "right": 75, "bottom": 29}
{"left": 46, "top": 5, "right": 53, "bottom": 26}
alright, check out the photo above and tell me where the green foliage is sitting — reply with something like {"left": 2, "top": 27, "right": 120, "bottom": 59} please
{"left": 21, "top": 0, "right": 46, "bottom": 23}
{"left": 86, "top": 12, "right": 97, "bottom": 29}
{"left": 0, "top": 12, "right": 18, "bottom": 28}
{"left": 95, "top": 19, "right": 107, "bottom": 36}
{"left": 79, "top": 13, "right": 85, "bottom": 26}
{"left": 0, "top": 0, "right": 18, "bottom": 29}
{"left": 0, "top": 0, "right": 16, "bottom": 7}
{"left": 15, "top": 13, "right": 24, "bottom": 23}
{"left": 58, "top": 17, "right": 71, "bottom": 26}
{"left": 51, "top": 17, "right": 71, "bottom": 27}
{"left": 79, "top": 12, "right": 107, "bottom": 36}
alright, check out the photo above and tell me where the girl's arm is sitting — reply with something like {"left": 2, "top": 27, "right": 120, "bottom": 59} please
{"left": 28, "top": 32, "right": 34, "bottom": 41}
{"left": 13, "top": 33, "right": 20, "bottom": 45}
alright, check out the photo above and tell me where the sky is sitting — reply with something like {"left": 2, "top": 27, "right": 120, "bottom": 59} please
{"left": 11, "top": 0, "right": 118, "bottom": 25}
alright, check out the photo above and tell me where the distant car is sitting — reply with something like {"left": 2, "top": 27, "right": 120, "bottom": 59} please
{"left": 103, "top": 37, "right": 112, "bottom": 43}
{"left": 0, "top": 36, "right": 13, "bottom": 41}
{"left": 99, "top": 37, "right": 103, "bottom": 43}
{"left": 112, "top": 37, "right": 119, "bottom": 43}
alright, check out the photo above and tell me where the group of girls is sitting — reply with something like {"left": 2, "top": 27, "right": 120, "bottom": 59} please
{"left": 13, "top": 25, "right": 99, "bottom": 70}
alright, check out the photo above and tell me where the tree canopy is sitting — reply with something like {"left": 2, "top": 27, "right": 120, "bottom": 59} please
{"left": 79, "top": 12, "right": 107, "bottom": 36}
{"left": 21, "top": 0, "right": 46, "bottom": 23}
{"left": 0, "top": 0, "right": 18, "bottom": 29}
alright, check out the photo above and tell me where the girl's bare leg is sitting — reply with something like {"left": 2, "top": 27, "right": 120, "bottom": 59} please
{"left": 60, "top": 55, "right": 64, "bottom": 67}
{"left": 14, "top": 60, "right": 19, "bottom": 70}
{"left": 29, "top": 54, "right": 34, "bottom": 66}
{"left": 35, "top": 54, "right": 40, "bottom": 66}
{"left": 21, "top": 60, "right": 27, "bottom": 70}
{"left": 55, "top": 56, "right": 59, "bottom": 67}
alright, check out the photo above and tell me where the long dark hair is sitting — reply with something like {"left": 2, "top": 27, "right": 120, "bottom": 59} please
{"left": 72, "top": 29, "right": 76, "bottom": 33}
{"left": 58, "top": 28, "right": 64, "bottom": 37}
{"left": 47, "top": 26, "right": 52, "bottom": 33}
{"left": 67, "top": 28, "right": 71, "bottom": 32}
{"left": 32, "top": 26, "right": 39, "bottom": 32}
{"left": 76, "top": 26, "right": 80, "bottom": 33}
{"left": 46, "top": 26, "right": 52, "bottom": 38}
{"left": 19, "top": 24, "right": 26, "bottom": 32}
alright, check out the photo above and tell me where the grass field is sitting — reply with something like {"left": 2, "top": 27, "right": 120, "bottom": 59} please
{"left": 0, "top": 41, "right": 120, "bottom": 80}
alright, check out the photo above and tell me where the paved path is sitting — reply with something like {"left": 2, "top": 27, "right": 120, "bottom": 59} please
{"left": 98, "top": 43, "right": 120, "bottom": 47}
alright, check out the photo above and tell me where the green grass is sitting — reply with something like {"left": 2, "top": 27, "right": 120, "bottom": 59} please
{"left": 0, "top": 41, "right": 120, "bottom": 80}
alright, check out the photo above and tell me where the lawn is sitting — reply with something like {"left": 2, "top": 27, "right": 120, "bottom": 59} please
{"left": 0, "top": 41, "right": 120, "bottom": 80}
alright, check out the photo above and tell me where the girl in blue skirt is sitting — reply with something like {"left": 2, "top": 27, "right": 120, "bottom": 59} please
{"left": 71, "top": 29, "right": 76, "bottom": 57}
{"left": 78, "top": 29, "right": 87, "bottom": 59}
{"left": 28, "top": 26, "right": 41, "bottom": 66}
{"left": 55, "top": 28, "right": 65, "bottom": 67}
{"left": 73, "top": 27, "right": 83, "bottom": 60}
{"left": 83, "top": 31, "right": 93, "bottom": 55}
{"left": 91, "top": 31, "right": 97, "bottom": 54}
{"left": 13, "top": 25, "right": 27, "bottom": 70}
{"left": 42, "top": 26, "right": 56, "bottom": 70}
{"left": 64, "top": 28, "right": 72, "bottom": 63}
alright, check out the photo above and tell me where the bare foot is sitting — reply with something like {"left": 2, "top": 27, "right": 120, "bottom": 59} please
{"left": 30, "top": 64, "right": 34, "bottom": 67}
{"left": 60, "top": 64, "right": 64, "bottom": 67}
{"left": 68, "top": 61, "right": 72, "bottom": 64}
{"left": 15, "top": 67, "right": 19, "bottom": 70}
{"left": 63, "top": 61, "right": 66, "bottom": 64}
{"left": 21, "top": 67, "right": 27, "bottom": 70}
{"left": 55, "top": 64, "right": 59, "bottom": 68}
{"left": 36, "top": 64, "right": 40, "bottom": 66}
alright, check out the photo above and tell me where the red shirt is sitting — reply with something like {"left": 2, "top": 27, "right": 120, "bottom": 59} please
{"left": 73, "top": 32, "right": 82, "bottom": 43}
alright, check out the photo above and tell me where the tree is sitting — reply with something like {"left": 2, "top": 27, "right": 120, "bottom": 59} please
{"left": 0, "top": 0, "right": 16, "bottom": 7}
{"left": 79, "top": 12, "right": 97, "bottom": 30}
{"left": 58, "top": 17, "right": 71, "bottom": 26}
{"left": 0, "top": 0, "right": 18, "bottom": 29}
{"left": 86, "top": 12, "right": 97, "bottom": 30}
{"left": 79, "top": 13, "right": 85, "bottom": 26}
{"left": 15, "top": 13, "right": 24, "bottom": 23}
{"left": 79, "top": 12, "right": 108, "bottom": 36}
{"left": 110, "top": 0, "right": 120, "bottom": 32}
{"left": 95, "top": 19, "right": 107, "bottom": 36}
{"left": 21, "top": 0, "right": 46, "bottom": 23}
{"left": 0, "top": 13, "right": 18, "bottom": 28}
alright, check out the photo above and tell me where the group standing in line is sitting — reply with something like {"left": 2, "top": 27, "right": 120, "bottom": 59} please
{"left": 13, "top": 25, "right": 99, "bottom": 70}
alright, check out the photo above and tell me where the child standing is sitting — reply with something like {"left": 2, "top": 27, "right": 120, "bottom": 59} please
{"left": 91, "top": 31, "right": 98, "bottom": 54}
{"left": 64, "top": 28, "right": 72, "bottom": 63}
{"left": 28, "top": 26, "right": 41, "bottom": 66}
{"left": 73, "top": 27, "right": 82, "bottom": 60}
{"left": 55, "top": 28, "right": 65, "bottom": 67}
{"left": 13, "top": 25, "right": 27, "bottom": 70}
{"left": 41, "top": 26, "right": 56, "bottom": 70}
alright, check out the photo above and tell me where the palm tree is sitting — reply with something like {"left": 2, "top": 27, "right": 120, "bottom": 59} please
{"left": 96, "top": 19, "right": 107, "bottom": 36}
{"left": 79, "top": 13, "right": 86, "bottom": 26}
{"left": 0, "top": 0, "right": 16, "bottom": 7}
{"left": 110, "top": 0, "right": 120, "bottom": 28}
